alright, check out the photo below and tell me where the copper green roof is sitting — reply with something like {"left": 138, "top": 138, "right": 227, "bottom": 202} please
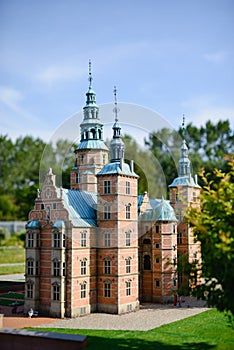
{"left": 139, "top": 197, "right": 177, "bottom": 222}
{"left": 97, "top": 161, "right": 138, "bottom": 177}
{"left": 27, "top": 220, "right": 40, "bottom": 228}
{"left": 169, "top": 175, "right": 201, "bottom": 188}
{"left": 76, "top": 140, "right": 108, "bottom": 151}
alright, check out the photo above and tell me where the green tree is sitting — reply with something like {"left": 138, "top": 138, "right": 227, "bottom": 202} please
{"left": 187, "top": 157, "right": 234, "bottom": 318}
{"left": 145, "top": 120, "right": 234, "bottom": 189}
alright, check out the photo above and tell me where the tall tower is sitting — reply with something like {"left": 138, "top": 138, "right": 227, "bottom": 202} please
{"left": 70, "top": 61, "right": 109, "bottom": 192}
{"left": 169, "top": 117, "right": 201, "bottom": 291}
{"left": 96, "top": 87, "right": 139, "bottom": 314}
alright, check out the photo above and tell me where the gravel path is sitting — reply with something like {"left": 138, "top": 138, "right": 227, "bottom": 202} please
{"left": 37, "top": 297, "right": 209, "bottom": 331}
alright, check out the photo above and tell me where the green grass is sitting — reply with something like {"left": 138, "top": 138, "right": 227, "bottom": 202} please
{"left": 0, "top": 298, "right": 24, "bottom": 306}
{"left": 0, "top": 264, "right": 25, "bottom": 275}
{"left": 0, "top": 246, "right": 25, "bottom": 264}
{"left": 0, "top": 292, "right": 24, "bottom": 299}
{"left": 33, "top": 309, "right": 234, "bottom": 350}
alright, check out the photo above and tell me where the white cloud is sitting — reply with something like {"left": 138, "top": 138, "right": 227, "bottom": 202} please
{"left": 0, "top": 86, "right": 24, "bottom": 109}
{"left": 0, "top": 86, "right": 41, "bottom": 138}
{"left": 203, "top": 51, "right": 228, "bottom": 64}
{"left": 191, "top": 107, "right": 234, "bottom": 127}
{"left": 181, "top": 95, "right": 234, "bottom": 127}
{"left": 36, "top": 64, "right": 87, "bottom": 86}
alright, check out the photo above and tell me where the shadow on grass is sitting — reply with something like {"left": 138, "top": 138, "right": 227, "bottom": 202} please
{"left": 84, "top": 335, "right": 216, "bottom": 350}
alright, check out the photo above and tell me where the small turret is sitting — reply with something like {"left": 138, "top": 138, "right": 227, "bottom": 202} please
{"left": 110, "top": 86, "right": 125, "bottom": 162}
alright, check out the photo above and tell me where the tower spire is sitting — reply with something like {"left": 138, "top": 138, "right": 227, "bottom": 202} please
{"left": 178, "top": 114, "right": 190, "bottom": 177}
{"left": 181, "top": 114, "right": 186, "bottom": 139}
{"left": 88, "top": 59, "right": 93, "bottom": 88}
{"left": 113, "top": 86, "right": 119, "bottom": 122}
{"left": 110, "top": 86, "right": 125, "bottom": 162}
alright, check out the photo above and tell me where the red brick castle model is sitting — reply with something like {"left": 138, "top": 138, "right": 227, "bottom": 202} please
{"left": 24, "top": 65, "right": 201, "bottom": 318}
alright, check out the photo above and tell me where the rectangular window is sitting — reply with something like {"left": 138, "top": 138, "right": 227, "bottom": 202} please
{"left": 104, "top": 260, "right": 111, "bottom": 274}
{"left": 193, "top": 192, "right": 197, "bottom": 202}
{"left": 104, "top": 180, "right": 111, "bottom": 194}
{"left": 126, "top": 281, "right": 131, "bottom": 296}
{"left": 27, "top": 284, "right": 33, "bottom": 298}
{"left": 155, "top": 225, "right": 159, "bottom": 234}
{"left": 81, "top": 231, "right": 87, "bottom": 247}
{"left": 126, "top": 231, "right": 131, "bottom": 246}
{"left": 126, "top": 259, "right": 131, "bottom": 273}
{"left": 63, "top": 262, "right": 66, "bottom": 276}
{"left": 81, "top": 260, "right": 87, "bottom": 275}
{"left": 53, "top": 232, "right": 60, "bottom": 248}
{"left": 156, "top": 257, "right": 160, "bottom": 263}
{"left": 27, "top": 233, "right": 34, "bottom": 248}
{"left": 177, "top": 232, "right": 182, "bottom": 244}
{"left": 156, "top": 279, "right": 160, "bottom": 288}
{"left": 104, "top": 205, "right": 111, "bottom": 220}
{"left": 53, "top": 285, "right": 60, "bottom": 301}
{"left": 35, "top": 261, "right": 39, "bottom": 275}
{"left": 36, "top": 233, "right": 40, "bottom": 248}
{"left": 155, "top": 243, "right": 160, "bottom": 248}
{"left": 81, "top": 283, "right": 86, "bottom": 298}
{"left": 104, "top": 233, "right": 110, "bottom": 247}
{"left": 53, "top": 203, "right": 57, "bottom": 210}
{"left": 27, "top": 260, "right": 34, "bottom": 275}
{"left": 63, "top": 234, "right": 66, "bottom": 248}
{"left": 126, "top": 205, "right": 131, "bottom": 219}
{"left": 53, "top": 261, "right": 60, "bottom": 277}
{"left": 40, "top": 203, "right": 44, "bottom": 210}
{"left": 173, "top": 225, "right": 176, "bottom": 234}
{"left": 126, "top": 181, "right": 130, "bottom": 194}
{"left": 104, "top": 283, "right": 111, "bottom": 297}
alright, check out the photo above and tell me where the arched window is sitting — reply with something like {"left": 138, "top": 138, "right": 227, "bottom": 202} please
{"left": 126, "top": 204, "right": 131, "bottom": 219}
{"left": 104, "top": 280, "right": 111, "bottom": 297}
{"left": 144, "top": 255, "right": 151, "bottom": 270}
{"left": 27, "top": 258, "right": 34, "bottom": 275}
{"left": 104, "top": 257, "right": 111, "bottom": 274}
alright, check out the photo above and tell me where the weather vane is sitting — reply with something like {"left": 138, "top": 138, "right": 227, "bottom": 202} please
{"left": 113, "top": 86, "right": 120, "bottom": 122}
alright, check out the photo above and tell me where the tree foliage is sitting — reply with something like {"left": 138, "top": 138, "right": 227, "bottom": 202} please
{"left": 187, "top": 157, "right": 234, "bottom": 317}
{"left": 0, "top": 135, "right": 74, "bottom": 220}
{"left": 145, "top": 119, "right": 234, "bottom": 186}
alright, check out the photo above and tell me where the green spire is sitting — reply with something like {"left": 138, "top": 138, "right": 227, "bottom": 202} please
{"left": 110, "top": 86, "right": 125, "bottom": 162}
{"left": 178, "top": 115, "right": 191, "bottom": 176}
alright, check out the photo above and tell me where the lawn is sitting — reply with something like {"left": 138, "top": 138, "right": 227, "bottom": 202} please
{"left": 33, "top": 309, "right": 234, "bottom": 350}
{"left": 0, "top": 247, "right": 25, "bottom": 264}
{"left": 0, "top": 292, "right": 24, "bottom": 299}
{"left": 0, "top": 264, "right": 25, "bottom": 275}
{"left": 0, "top": 298, "right": 24, "bottom": 306}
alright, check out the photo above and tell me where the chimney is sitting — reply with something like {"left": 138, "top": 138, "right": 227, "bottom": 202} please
{"left": 130, "top": 160, "right": 134, "bottom": 173}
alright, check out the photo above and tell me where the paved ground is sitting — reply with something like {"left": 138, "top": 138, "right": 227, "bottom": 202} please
{"left": 0, "top": 273, "right": 25, "bottom": 282}
{"left": 2, "top": 297, "right": 209, "bottom": 331}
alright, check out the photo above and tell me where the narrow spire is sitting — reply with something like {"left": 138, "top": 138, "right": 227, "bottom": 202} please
{"left": 110, "top": 86, "right": 125, "bottom": 162}
{"left": 88, "top": 59, "right": 93, "bottom": 88}
{"left": 178, "top": 114, "right": 191, "bottom": 177}
{"left": 182, "top": 114, "right": 186, "bottom": 139}
{"left": 113, "top": 86, "right": 119, "bottom": 122}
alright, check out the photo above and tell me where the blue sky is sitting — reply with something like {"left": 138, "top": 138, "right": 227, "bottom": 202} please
{"left": 1, "top": 0, "right": 234, "bottom": 143}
